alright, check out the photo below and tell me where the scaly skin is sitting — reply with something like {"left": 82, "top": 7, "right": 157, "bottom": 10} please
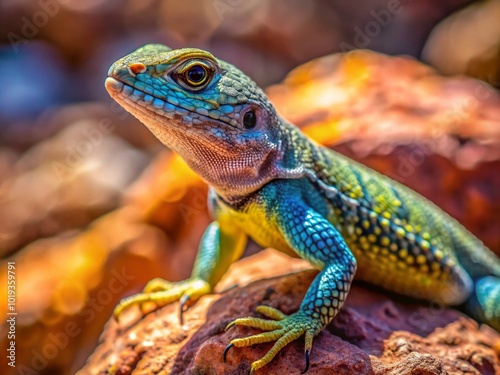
{"left": 106, "top": 44, "right": 500, "bottom": 373}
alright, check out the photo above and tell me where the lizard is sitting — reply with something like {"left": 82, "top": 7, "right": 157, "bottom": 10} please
{"left": 105, "top": 44, "right": 500, "bottom": 374}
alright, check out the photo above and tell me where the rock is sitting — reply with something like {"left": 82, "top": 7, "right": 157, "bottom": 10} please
{"left": 372, "top": 321, "right": 500, "bottom": 375}
{"left": 422, "top": 0, "right": 500, "bottom": 84}
{"left": 77, "top": 250, "right": 500, "bottom": 375}
{"left": 0, "top": 153, "right": 210, "bottom": 375}
{"left": 0, "top": 106, "right": 152, "bottom": 257}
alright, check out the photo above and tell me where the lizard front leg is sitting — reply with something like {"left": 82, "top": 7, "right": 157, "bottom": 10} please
{"left": 224, "top": 198, "right": 357, "bottom": 373}
{"left": 114, "top": 218, "right": 247, "bottom": 322}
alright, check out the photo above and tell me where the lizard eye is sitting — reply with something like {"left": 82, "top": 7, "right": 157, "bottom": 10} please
{"left": 173, "top": 60, "right": 214, "bottom": 91}
{"left": 186, "top": 65, "right": 206, "bottom": 85}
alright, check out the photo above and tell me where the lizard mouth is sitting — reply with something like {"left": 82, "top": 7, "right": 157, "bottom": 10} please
{"left": 105, "top": 77, "right": 237, "bottom": 129}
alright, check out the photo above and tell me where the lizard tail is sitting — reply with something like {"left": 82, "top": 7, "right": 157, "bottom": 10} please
{"left": 466, "top": 276, "right": 500, "bottom": 332}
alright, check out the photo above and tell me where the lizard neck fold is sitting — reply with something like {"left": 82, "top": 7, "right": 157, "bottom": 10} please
{"left": 190, "top": 116, "right": 309, "bottom": 206}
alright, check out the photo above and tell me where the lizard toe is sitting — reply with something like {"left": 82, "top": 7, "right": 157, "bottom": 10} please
{"left": 113, "top": 277, "right": 211, "bottom": 322}
{"left": 224, "top": 309, "right": 322, "bottom": 373}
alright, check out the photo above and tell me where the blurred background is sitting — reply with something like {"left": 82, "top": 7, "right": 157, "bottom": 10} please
{"left": 0, "top": 0, "right": 499, "bottom": 374}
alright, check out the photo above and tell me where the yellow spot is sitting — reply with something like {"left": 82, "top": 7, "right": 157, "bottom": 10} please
{"left": 393, "top": 199, "right": 401, "bottom": 207}
{"left": 381, "top": 248, "right": 389, "bottom": 256}
{"left": 381, "top": 218, "right": 390, "bottom": 228}
{"left": 374, "top": 227, "right": 381, "bottom": 235}
{"left": 405, "top": 224, "right": 413, "bottom": 232}
{"left": 406, "top": 255, "right": 415, "bottom": 265}
{"left": 389, "top": 254, "right": 398, "bottom": 262}
{"left": 434, "top": 250, "right": 444, "bottom": 261}
{"left": 382, "top": 212, "right": 391, "bottom": 219}
{"left": 205, "top": 99, "right": 220, "bottom": 109}
{"left": 417, "top": 255, "right": 427, "bottom": 264}
{"left": 374, "top": 206, "right": 382, "bottom": 214}
{"left": 371, "top": 245, "right": 380, "bottom": 254}
{"left": 390, "top": 243, "right": 398, "bottom": 252}
{"left": 361, "top": 242, "right": 370, "bottom": 250}
{"left": 381, "top": 237, "right": 390, "bottom": 246}
{"left": 398, "top": 249, "right": 408, "bottom": 258}
{"left": 421, "top": 240, "right": 430, "bottom": 251}
{"left": 355, "top": 227, "right": 363, "bottom": 236}
{"left": 422, "top": 232, "right": 431, "bottom": 240}
{"left": 397, "top": 261, "right": 407, "bottom": 269}
{"left": 362, "top": 220, "right": 370, "bottom": 229}
{"left": 396, "top": 228, "right": 406, "bottom": 238}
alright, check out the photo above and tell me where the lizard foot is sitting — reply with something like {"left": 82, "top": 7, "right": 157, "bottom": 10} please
{"left": 224, "top": 305, "right": 322, "bottom": 374}
{"left": 113, "top": 277, "right": 210, "bottom": 324}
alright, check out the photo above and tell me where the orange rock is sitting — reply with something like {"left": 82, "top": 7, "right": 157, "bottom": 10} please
{"left": 78, "top": 250, "right": 500, "bottom": 375}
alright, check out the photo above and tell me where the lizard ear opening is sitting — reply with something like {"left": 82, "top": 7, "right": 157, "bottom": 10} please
{"left": 243, "top": 110, "right": 256, "bottom": 129}
{"left": 240, "top": 104, "right": 273, "bottom": 131}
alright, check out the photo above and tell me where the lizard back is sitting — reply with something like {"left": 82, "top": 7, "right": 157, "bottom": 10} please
{"left": 299, "top": 129, "right": 500, "bottom": 304}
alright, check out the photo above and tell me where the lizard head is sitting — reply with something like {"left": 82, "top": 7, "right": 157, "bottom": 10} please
{"left": 106, "top": 44, "right": 302, "bottom": 201}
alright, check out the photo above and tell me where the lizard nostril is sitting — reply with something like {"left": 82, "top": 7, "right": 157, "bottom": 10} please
{"left": 128, "top": 63, "right": 147, "bottom": 76}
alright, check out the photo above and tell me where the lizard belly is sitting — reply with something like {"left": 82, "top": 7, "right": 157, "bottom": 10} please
{"left": 218, "top": 198, "right": 299, "bottom": 259}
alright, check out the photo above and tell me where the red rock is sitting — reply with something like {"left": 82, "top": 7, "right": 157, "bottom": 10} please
{"left": 78, "top": 250, "right": 500, "bottom": 375}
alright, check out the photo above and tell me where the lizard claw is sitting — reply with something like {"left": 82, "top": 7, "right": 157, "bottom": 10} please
{"left": 224, "top": 305, "right": 321, "bottom": 373}
{"left": 113, "top": 277, "right": 210, "bottom": 323}
{"left": 179, "top": 294, "right": 192, "bottom": 325}
{"left": 223, "top": 343, "right": 234, "bottom": 363}
{"left": 302, "top": 349, "right": 310, "bottom": 374}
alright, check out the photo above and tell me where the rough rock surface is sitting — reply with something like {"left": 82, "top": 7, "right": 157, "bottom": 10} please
{"left": 78, "top": 250, "right": 500, "bottom": 375}
{"left": 0, "top": 104, "right": 153, "bottom": 257}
